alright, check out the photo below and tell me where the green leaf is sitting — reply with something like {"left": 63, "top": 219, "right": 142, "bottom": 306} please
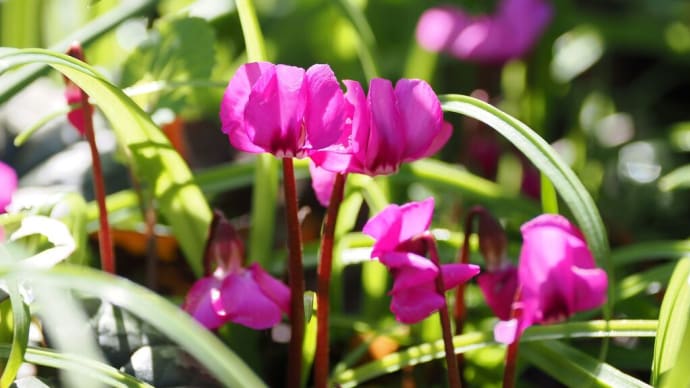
{"left": 302, "top": 292, "right": 317, "bottom": 388}
{"left": 611, "top": 240, "right": 690, "bottom": 267}
{"left": 440, "top": 94, "right": 609, "bottom": 263}
{"left": 234, "top": 0, "right": 267, "bottom": 62}
{"left": 659, "top": 164, "right": 690, "bottom": 191}
{"left": 0, "top": 345, "right": 153, "bottom": 387}
{"left": 121, "top": 17, "right": 216, "bottom": 112}
{"left": 0, "top": 281, "right": 30, "bottom": 388}
{"left": 0, "top": 48, "right": 212, "bottom": 276}
{"left": 521, "top": 340, "right": 652, "bottom": 387}
{"left": 332, "top": 320, "right": 657, "bottom": 387}
{"left": 0, "top": 263, "right": 265, "bottom": 387}
{"left": 652, "top": 257, "right": 690, "bottom": 385}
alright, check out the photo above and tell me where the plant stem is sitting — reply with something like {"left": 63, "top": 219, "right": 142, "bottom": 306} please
{"left": 67, "top": 43, "right": 115, "bottom": 274}
{"left": 282, "top": 157, "right": 305, "bottom": 388}
{"left": 502, "top": 288, "right": 523, "bottom": 388}
{"left": 315, "top": 173, "right": 346, "bottom": 388}
{"left": 425, "top": 234, "right": 461, "bottom": 388}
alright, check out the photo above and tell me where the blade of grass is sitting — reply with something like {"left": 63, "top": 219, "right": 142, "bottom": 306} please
{"left": 0, "top": 281, "right": 30, "bottom": 388}
{"left": 333, "top": 320, "right": 657, "bottom": 387}
{"left": 0, "top": 264, "right": 266, "bottom": 387}
{"left": 652, "top": 257, "right": 690, "bottom": 385}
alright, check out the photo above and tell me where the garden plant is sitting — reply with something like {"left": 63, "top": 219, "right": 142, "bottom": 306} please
{"left": 1, "top": 0, "right": 690, "bottom": 387}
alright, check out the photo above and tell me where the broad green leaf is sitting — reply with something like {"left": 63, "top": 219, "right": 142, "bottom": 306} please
{"left": 0, "top": 281, "right": 30, "bottom": 388}
{"left": 661, "top": 302, "right": 690, "bottom": 388}
{"left": 521, "top": 340, "right": 651, "bottom": 387}
{"left": 0, "top": 345, "right": 153, "bottom": 387}
{"left": 0, "top": 48, "right": 211, "bottom": 276}
{"left": 332, "top": 320, "right": 657, "bottom": 387}
{"left": 0, "top": 263, "right": 265, "bottom": 387}
{"left": 652, "top": 257, "right": 690, "bottom": 385}
{"left": 121, "top": 17, "right": 215, "bottom": 112}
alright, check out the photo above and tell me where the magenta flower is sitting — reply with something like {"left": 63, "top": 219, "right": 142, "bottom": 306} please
{"left": 0, "top": 161, "right": 17, "bottom": 214}
{"left": 477, "top": 264, "right": 518, "bottom": 321}
{"left": 493, "top": 214, "right": 608, "bottom": 344}
{"left": 311, "top": 78, "right": 452, "bottom": 176}
{"left": 220, "top": 62, "right": 351, "bottom": 158}
{"left": 363, "top": 198, "right": 480, "bottom": 323}
{"left": 415, "top": 0, "right": 552, "bottom": 63}
{"left": 183, "top": 212, "right": 290, "bottom": 330}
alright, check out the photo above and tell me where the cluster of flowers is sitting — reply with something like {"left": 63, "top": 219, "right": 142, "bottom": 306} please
{"left": 183, "top": 60, "right": 608, "bottom": 344}
{"left": 416, "top": 0, "right": 552, "bottom": 63}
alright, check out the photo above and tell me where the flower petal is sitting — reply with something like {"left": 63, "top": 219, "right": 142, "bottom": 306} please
{"left": 394, "top": 79, "right": 445, "bottom": 159}
{"left": 182, "top": 276, "right": 227, "bottom": 329}
{"left": 249, "top": 263, "right": 291, "bottom": 315}
{"left": 397, "top": 197, "right": 435, "bottom": 243}
{"left": 363, "top": 203, "right": 403, "bottom": 257}
{"left": 494, "top": 318, "right": 518, "bottom": 344}
{"left": 309, "top": 161, "right": 337, "bottom": 207}
{"left": 415, "top": 6, "right": 470, "bottom": 52}
{"left": 440, "top": 263, "right": 481, "bottom": 290}
{"left": 571, "top": 266, "right": 608, "bottom": 312}
{"left": 220, "top": 272, "right": 284, "bottom": 329}
{"left": 367, "top": 78, "right": 403, "bottom": 173}
{"left": 305, "top": 64, "right": 351, "bottom": 149}
{"left": 244, "top": 64, "right": 308, "bottom": 157}
{"left": 221, "top": 62, "right": 274, "bottom": 153}
{"left": 390, "top": 286, "right": 445, "bottom": 324}
{"left": 477, "top": 265, "right": 518, "bottom": 320}
{"left": 0, "top": 161, "right": 17, "bottom": 213}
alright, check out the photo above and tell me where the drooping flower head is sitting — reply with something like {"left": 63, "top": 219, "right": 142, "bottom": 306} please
{"left": 493, "top": 214, "right": 608, "bottom": 344}
{"left": 311, "top": 78, "right": 452, "bottom": 176}
{"left": 416, "top": 0, "right": 553, "bottom": 63}
{"left": 183, "top": 211, "right": 290, "bottom": 330}
{"left": 64, "top": 42, "right": 93, "bottom": 135}
{"left": 220, "top": 62, "right": 351, "bottom": 158}
{"left": 363, "top": 198, "right": 480, "bottom": 323}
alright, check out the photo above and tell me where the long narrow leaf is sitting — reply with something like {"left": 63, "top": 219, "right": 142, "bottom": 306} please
{"left": 0, "top": 345, "right": 153, "bottom": 388}
{"left": 0, "top": 48, "right": 212, "bottom": 276}
{"left": 652, "top": 257, "right": 690, "bottom": 385}
{"left": 522, "top": 340, "right": 652, "bottom": 387}
{"left": 0, "top": 264, "right": 265, "bottom": 387}
{"left": 0, "top": 281, "right": 30, "bottom": 387}
{"left": 333, "top": 319, "right": 657, "bottom": 387}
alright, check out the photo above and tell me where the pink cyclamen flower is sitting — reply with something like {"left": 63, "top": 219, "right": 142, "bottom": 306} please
{"left": 416, "top": 0, "right": 552, "bottom": 63}
{"left": 183, "top": 211, "right": 290, "bottom": 330}
{"left": 493, "top": 214, "right": 608, "bottom": 344}
{"left": 220, "top": 61, "right": 351, "bottom": 158}
{"left": 363, "top": 198, "right": 480, "bottom": 323}
{"left": 0, "top": 161, "right": 17, "bottom": 214}
{"left": 311, "top": 78, "right": 452, "bottom": 176}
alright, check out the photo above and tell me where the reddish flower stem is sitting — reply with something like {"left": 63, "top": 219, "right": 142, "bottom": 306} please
{"left": 314, "top": 172, "right": 346, "bottom": 388}
{"left": 425, "top": 233, "right": 461, "bottom": 388}
{"left": 502, "top": 288, "right": 523, "bottom": 388}
{"left": 67, "top": 43, "right": 115, "bottom": 274}
{"left": 282, "top": 157, "right": 305, "bottom": 388}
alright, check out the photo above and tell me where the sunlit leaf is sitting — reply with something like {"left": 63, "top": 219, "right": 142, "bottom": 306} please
{"left": 10, "top": 216, "right": 75, "bottom": 267}
{"left": 0, "top": 281, "right": 30, "bottom": 388}
{"left": 652, "top": 257, "right": 690, "bottom": 385}
{"left": 0, "top": 48, "right": 212, "bottom": 275}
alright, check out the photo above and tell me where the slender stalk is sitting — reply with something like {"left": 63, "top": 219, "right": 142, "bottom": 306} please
{"left": 315, "top": 173, "right": 346, "bottom": 388}
{"left": 282, "top": 157, "right": 305, "bottom": 388}
{"left": 425, "top": 234, "right": 461, "bottom": 388}
{"left": 67, "top": 44, "right": 115, "bottom": 274}
{"left": 502, "top": 288, "right": 523, "bottom": 388}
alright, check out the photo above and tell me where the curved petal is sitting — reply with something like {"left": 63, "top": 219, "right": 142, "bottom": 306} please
{"left": 415, "top": 6, "right": 470, "bottom": 52}
{"left": 398, "top": 197, "right": 435, "bottom": 242}
{"left": 420, "top": 120, "right": 453, "bottom": 159}
{"left": 494, "top": 318, "right": 518, "bottom": 344}
{"left": 390, "top": 286, "right": 444, "bottom": 324}
{"left": 367, "top": 78, "right": 403, "bottom": 174}
{"left": 394, "top": 79, "right": 444, "bottom": 159}
{"left": 244, "top": 64, "right": 307, "bottom": 157}
{"left": 477, "top": 266, "right": 518, "bottom": 320}
{"left": 221, "top": 62, "right": 273, "bottom": 153}
{"left": 309, "top": 161, "right": 337, "bottom": 207}
{"left": 249, "top": 263, "right": 291, "bottom": 315}
{"left": 0, "top": 161, "right": 17, "bottom": 213}
{"left": 220, "top": 272, "right": 284, "bottom": 330}
{"left": 440, "top": 263, "right": 481, "bottom": 290}
{"left": 571, "top": 266, "right": 608, "bottom": 312}
{"left": 305, "top": 64, "right": 351, "bottom": 149}
{"left": 388, "top": 255, "right": 438, "bottom": 293}
{"left": 182, "top": 276, "right": 227, "bottom": 329}
{"left": 363, "top": 203, "right": 403, "bottom": 256}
